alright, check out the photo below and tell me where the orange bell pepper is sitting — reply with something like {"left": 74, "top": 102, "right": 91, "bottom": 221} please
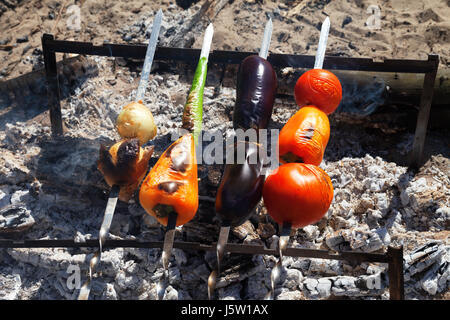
{"left": 139, "top": 134, "right": 198, "bottom": 227}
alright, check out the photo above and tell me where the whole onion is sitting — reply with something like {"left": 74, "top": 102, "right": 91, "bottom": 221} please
{"left": 116, "top": 101, "right": 157, "bottom": 145}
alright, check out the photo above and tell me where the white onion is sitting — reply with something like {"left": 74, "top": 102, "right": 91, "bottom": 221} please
{"left": 116, "top": 101, "right": 157, "bottom": 145}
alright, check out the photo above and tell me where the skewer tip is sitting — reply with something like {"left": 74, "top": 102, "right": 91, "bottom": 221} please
{"left": 314, "top": 16, "right": 331, "bottom": 69}
{"left": 200, "top": 23, "right": 214, "bottom": 60}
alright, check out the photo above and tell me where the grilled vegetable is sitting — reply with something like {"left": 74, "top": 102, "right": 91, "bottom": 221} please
{"left": 139, "top": 25, "right": 212, "bottom": 227}
{"left": 215, "top": 55, "right": 276, "bottom": 225}
{"left": 209, "top": 20, "right": 274, "bottom": 300}
{"left": 97, "top": 138, "right": 154, "bottom": 202}
{"left": 233, "top": 55, "right": 277, "bottom": 130}
{"left": 278, "top": 106, "right": 330, "bottom": 166}
{"left": 116, "top": 101, "right": 157, "bottom": 145}
{"left": 182, "top": 56, "right": 208, "bottom": 144}
{"left": 294, "top": 69, "right": 342, "bottom": 115}
{"left": 139, "top": 134, "right": 198, "bottom": 226}
{"left": 262, "top": 163, "right": 334, "bottom": 228}
{"left": 215, "top": 141, "right": 265, "bottom": 226}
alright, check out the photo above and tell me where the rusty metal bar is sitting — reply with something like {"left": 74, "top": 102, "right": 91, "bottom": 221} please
{"left": 0, "top": 239, "right": 389, "bottom": 263}
{"left": 42, "top": 34, "right": 64, "bottom": 136}
{"left": 41, "top": 35, "right": 439, "bottom": 167}
{"left": 409, "top": 54, "right": 440, "bottom": 169}
{"left": 42, "top": 36, "right": 437, "bottom": 73}
{"left": 387, "top": 246, "right": 405, "bottom": 300}
{"left": 0, "top": 239, "right": 403, "bottom": 299}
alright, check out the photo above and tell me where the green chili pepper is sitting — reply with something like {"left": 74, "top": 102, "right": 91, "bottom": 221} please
{"left": 182, "top": 57, "right": 208, "bottom": 145}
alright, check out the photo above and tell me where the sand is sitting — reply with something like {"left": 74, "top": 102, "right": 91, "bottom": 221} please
{"left": 0, "top": 0, "right": 449, "bottom": 81}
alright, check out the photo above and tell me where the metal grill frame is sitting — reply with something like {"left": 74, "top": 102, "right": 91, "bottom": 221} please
{"left": 4, "top": 33, "right": 440, "bottom": 300}
{"left": 0, "top": 239, "right": 404, "bottom": 300}
{"left": 41, "top": 33, "right": 439, "bottom": 169}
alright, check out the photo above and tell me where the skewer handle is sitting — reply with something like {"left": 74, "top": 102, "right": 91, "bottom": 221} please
{"left": 157, "top": 212, "right": 177, "bottom": 300}
{"left": 78, "top": 185, "right": 119, "bottom": 300}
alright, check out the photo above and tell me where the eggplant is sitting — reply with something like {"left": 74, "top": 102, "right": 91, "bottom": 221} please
{"left": 215, "top": 141, "right": 265, "bottom": 226}
{"left": 233, "top": 55, "right": 277, "bottom": 130}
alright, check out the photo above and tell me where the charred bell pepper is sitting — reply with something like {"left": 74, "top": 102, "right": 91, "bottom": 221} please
{"left": 263, "top": 163, "right": 334, "bottom": 228}
{"left": 97, "top": 138, "right": 154, "bottom": 202}
{"left": 278, "top": 105, "right": 330, "bottom": 166}
{"left": 139, "top": 54, "right": 209, "bottom": 227}
{"left": 139, "top": 134, "right": 198, "bottom": 226}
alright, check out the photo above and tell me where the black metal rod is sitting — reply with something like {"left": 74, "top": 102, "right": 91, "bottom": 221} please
{"left": 409, "top": 54, "right": 440, "bottom": 169}
{"left": 0, "top": 239, "right": 389, "bottom": 263}
{"left": 42, "top": 34, "right": 63, "bottom": 136}
{"left": 42, "top": 35, "right": 437, "bottom": 73}
{"left": 387, "top": 246, "right": 405, "bottom": 300}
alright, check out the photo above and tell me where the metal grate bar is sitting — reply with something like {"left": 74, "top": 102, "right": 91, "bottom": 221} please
{"left": 43, "top": 36, "right": 437, "bottom": 73}
{"left": 40, "top": 35, "right": 439, "bottom": 168}
{"left": 0, "top": 239, "right": 389, "bottom": 263}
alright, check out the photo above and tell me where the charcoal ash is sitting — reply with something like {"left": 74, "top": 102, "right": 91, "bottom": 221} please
{"left": 0, "top": 10, "right": 449, "bottom": 301}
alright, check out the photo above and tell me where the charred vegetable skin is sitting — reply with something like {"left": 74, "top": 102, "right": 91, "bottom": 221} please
{"left": 139, "top": 53, "right": 209, "bottom": 227}
{"left": 233, "top": 55, "right": 277, "bottom": 130}
{"left": 215, "top": 56, "right": 276, "bottom": 226}
{"left": 182, "top": 57, "right": 207, "bottom": 144}
{"left": 97, "top": 139, "right": 154, "bottom": 202}
{"left": 263, "top": 163, "right": 333, "bottom": 228}
{"left": 278, "top": 106, "right": 330, "bottom": 166}
{"left": 215, "top": 141, "right": 265, "bottom": 226}
{"left": 139, "top": 134, "right": 198, "bottom": 227}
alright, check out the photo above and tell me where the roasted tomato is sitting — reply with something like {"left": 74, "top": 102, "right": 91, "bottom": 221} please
{"left": 97, "top": 138, "right": 154, "bottom": 202}
{"left": 278, "top": 106, "right": 330, "bottom": 166}
{"left": 294, "top": 69, "right": 342, "bottom": 115}
{"left": 262, "top": 163, "right": 334, "bottom": 228}
{"left": 139, "top": 134, "right": 198, "bottom": 227}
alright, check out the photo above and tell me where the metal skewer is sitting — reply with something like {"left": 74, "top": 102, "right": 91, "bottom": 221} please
{"left": 78, "top": 185, "right": 119, "bottom": 300}
{"left": 207, "top": 224, "right": 230, "bottom": 299}
{"left": 156, "top": 211, "right": 177, "bottom": 300}
{"left": 207, "top": 18, "right": 273, "bottom": 300}
{"left": 135, "top": 9, "right": 163, "bottom": 102}
{"left": 265, "top": 222, "right": 291, "bottom": 300}
{"left": 314, "top": 16, "right": 330, "bottom": 70}
{"left": 77, "top": 10, "right": 163, "bottom": 301}
{"left": 156, "top": 23, "right": 214, "bottom": 300}
{"left": 259, "top": 18, "right": 272, "bottom": 60}
{"left": 264, "top": 17, "right": 330, "bottom": 301}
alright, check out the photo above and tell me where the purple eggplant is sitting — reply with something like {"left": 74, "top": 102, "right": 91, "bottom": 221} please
{"left": 215, "top": 141, "right": 265, "bottom": 226}
{"left": 233, "top": 55, "right": 277, "bottom": 130}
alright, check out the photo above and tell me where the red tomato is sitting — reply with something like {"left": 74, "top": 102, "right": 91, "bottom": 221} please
{"left": 294, "top": 69, "right": 342, "bottom": 115}
{"left": 263, "top": 163, "right": 334, "bottom": 228}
